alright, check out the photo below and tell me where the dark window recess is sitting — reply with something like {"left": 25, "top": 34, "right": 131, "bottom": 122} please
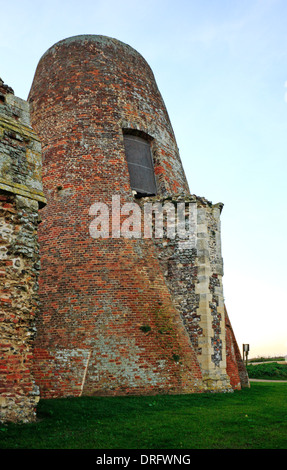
{"left": 123, "top": 134, "right": 157, "bottom": 197}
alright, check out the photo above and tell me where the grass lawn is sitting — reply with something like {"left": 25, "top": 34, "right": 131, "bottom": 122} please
{"left": 0, "top": 382, "right": 286, "bottom": 449}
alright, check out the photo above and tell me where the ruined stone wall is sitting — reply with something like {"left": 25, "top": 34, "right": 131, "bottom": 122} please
{"left": 142, "top": 194, "right": 234, "bottom": 391}
{"left": 0, "top": 79, "right": 45, "bottom": 423}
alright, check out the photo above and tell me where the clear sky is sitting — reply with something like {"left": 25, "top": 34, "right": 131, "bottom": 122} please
{"left": 1, "top": 0, "right": 286, "bottom": 358}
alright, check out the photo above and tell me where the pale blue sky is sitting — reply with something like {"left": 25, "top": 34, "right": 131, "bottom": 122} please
{"left": 1, "top": 0, "right": 286, "bottom": 357}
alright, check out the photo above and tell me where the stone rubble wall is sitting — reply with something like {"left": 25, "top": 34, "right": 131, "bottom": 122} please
{"left": 140, "top": 193, "right": 238, "bottom": 391}
{"left": 0, "top": 79, "right": 45, "bottom": 423}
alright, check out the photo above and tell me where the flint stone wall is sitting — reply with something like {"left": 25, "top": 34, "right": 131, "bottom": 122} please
{"left": 0, "top": 79, "right": 45, "bottom": 423}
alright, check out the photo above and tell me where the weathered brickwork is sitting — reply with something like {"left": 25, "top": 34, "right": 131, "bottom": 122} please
{"left": 0, "top": 35, "right": 248, "bottom": 421}
{"left": 27, "top": 35, "right": 248, "bottom": 399}
{"left": 225, "top": 306, "right": 250, "bottom": 389}
{"left": 28, "top": 35, "right": 205, "bottom": 398}
{"left": 0, "top": 79, "right": 46, "bottom": 422}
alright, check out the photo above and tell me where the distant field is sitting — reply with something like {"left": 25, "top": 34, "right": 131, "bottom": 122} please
{"left": 1, "top": 382, "right": 286, "bottom": 449}
{"left": 249, "top": 356, "right": 285, "bottom": 363}
{"left": 247, "top": 361, "right": 287, "bottom": 380}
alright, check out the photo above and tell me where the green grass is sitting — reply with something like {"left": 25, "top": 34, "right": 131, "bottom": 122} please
{"left": 247, "top": 362, "right": 287, "bottom": 380}
{"left": 1, "top": 382, "right": 287, "bottom": 449}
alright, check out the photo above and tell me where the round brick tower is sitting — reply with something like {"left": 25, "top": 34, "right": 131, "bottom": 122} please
{"left": 28, "top": 35, "right": 204, "bottom": 397}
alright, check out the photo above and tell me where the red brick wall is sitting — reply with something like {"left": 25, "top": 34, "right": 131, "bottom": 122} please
{"left": 28, "top": 35, "right": 204, "bottom": 397}
{"left": 225, "top": 305, "right": 249, "bottom": 389}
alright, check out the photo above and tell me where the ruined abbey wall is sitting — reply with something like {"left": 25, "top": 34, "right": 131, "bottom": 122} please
{"left": 0, "top": 79, "right": 46, "bottom": 422}
{"left": 148, "top": 194, "right": 233, "bottom": 391}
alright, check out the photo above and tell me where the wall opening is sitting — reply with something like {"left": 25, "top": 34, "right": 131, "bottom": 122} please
{"left": 123, "top": 132, "right": 157, "bottom": 198}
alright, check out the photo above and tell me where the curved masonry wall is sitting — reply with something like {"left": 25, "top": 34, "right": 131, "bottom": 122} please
{"left": 28, "top": 35, "right": 205, "bottom": 398}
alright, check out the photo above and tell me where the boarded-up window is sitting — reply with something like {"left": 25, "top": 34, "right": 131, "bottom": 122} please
{"left": 123, "top": 134, "right": 157, "bottom": 197}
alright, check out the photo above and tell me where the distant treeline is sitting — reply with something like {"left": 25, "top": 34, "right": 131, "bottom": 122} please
{"left": 249, "top": 356, "right": 285, "bottom": 363}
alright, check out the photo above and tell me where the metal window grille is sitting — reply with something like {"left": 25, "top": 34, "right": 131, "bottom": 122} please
{"left": 123, "top": 134, "right": 157, "bottom": 196}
